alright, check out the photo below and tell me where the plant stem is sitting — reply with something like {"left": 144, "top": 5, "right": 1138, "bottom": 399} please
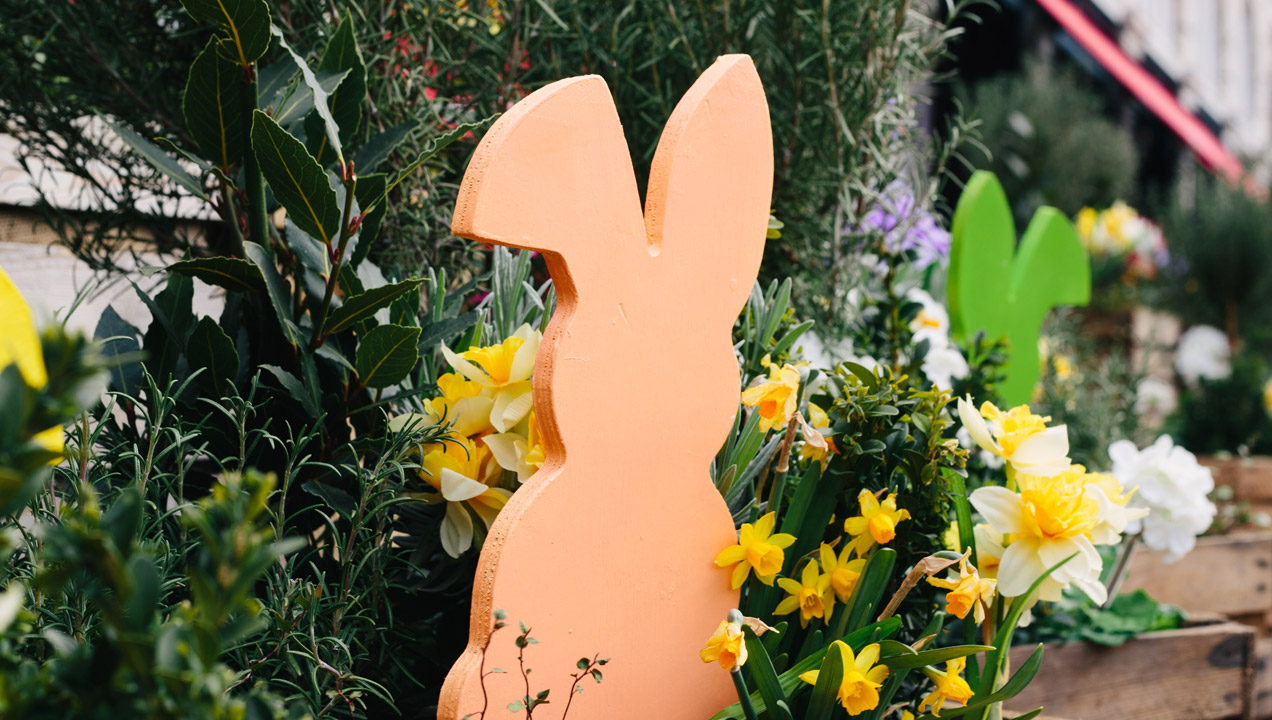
{"left": 310, "top": 171, "right": 359, "bottom": 349}
{"left": 731, "top": 670, "right": 760, "bottom": 720}
{"left": 1101, "top": 531, "right": 1141, "bottom": 608}
{"left": 241, "top": 63, "right": 267, "bottom": 250}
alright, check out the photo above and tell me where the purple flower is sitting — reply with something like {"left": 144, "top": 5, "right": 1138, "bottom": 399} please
{"left": 853, "top": 181, "right": 951, "bottom": 269}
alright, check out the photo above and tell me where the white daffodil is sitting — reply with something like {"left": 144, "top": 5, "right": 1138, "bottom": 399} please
{"left": 957, "top": 396, "right": 1070, "bottom": 477}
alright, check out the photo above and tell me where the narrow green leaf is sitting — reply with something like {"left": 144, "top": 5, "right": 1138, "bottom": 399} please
{"left": 880, "top": 644, "right": 993, "bottom": 670}
{"left": 366, "top": 118, "right": 495, "bottom": 213}
{"left": 250, "top": 110, "right": 341, "bottom": 245}
{"left": 184, "top": 40, "right": 247, "bottom": 169}
{"left": 312, "top": 11, "right": 366, "bottom": 154}
{"left": 180, "top": 0, "right": 271, "bottom": 65}
{"left": 416, "top": 310, "right": 481, "bottom": 355}
{"left": 356, "top": 324, "right": 421, "bottom": 389}
{"left": 741, "top": 627, "right": 790, "bottom": 720}
{"left": 917, "top": 645, "right": 1045, "bottom": 720}
{"left": 350, "top": 173, "right": 386, "bottom": 267}
{"left": 187, "top": 317, "right": 239, "bottom": 396}
{"left": 353, "top": 120, "right": 418, "bottom": 174}
{"left": 271, "top": 25, "right": 343, "bottom": 165}
{"left": 323, "top": 278, "right": 425, "bottom": 337}
{"left": 168, "top": 256, "right": 265, "bottom": 294}
{"left": 261, "top": 364, "right": 319, "bottom": 417}
{"left": 274, "top": 69, "right": 347, "bottom": 127}
{"left": 100, "top": 116, "right": 208, "bottom": 200}
{"left": 804, "top": 643, "right": 844, "bottom": 720}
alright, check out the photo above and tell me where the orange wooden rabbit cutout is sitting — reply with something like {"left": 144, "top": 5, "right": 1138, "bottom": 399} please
{"left": 439, "top": 55, "right": 773, "bottom": 720}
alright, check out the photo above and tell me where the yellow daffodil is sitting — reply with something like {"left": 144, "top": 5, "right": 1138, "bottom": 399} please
{"left": 1264, "top": 378, "right": 1272, "bottom": 417}
{"left": 928, "top": 551, "right": 996, "bottom": 624}
{"left": 941, "top": 522, "right": 961, "bottom": 553}
{"left": 741, "top": 354, "right": 801, "bottom": 432}
{"left": 958, "top": 396, "right": 1070, "bottom": 477}
{"left": 798, "top": 641, "right": 889, "bottom": 716}
{"left": 972, "top": 523, "right": 1004, "bottom": 580}
{"left": 714, "top": 511, "right": 796, "bottom": 589}
{"left": 970, "top": 469, "right": 1106, "bottom": 604}
{"left": 415, "top": 437, "right": 512, "bottom": 557}
{"left": 483, "top": 410, "right": 546, "bottom": 484}
{"left": 819, "top": 542, "right": 866, "bottom": 602}
{"left": 1082, "top": 468, "right": 1148, "bottom": 545}
{"left": 775, "top": 559, "right": 835, "bottom": 628}
{"left": 1075, "top": 206, "right": 1097, "bottom": 244}
{"left": 919, "top": 657, "right": 974, "bottom": 716}
{"left": 441, "top": 324, "right": 540, "bottom": 433}
{"left": 844, "top": 490, "right": 910, "bottom": 557}
{"left": 0, "top": 265, "right": 61, "bottom": 459}
{"left": 699, "top": 619, "right": 747, "bottom": 671}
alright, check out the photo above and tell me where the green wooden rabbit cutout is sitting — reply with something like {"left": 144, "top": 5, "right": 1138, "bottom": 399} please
{"left": 948, "top": 171, "right": 1091, "bottom": 406}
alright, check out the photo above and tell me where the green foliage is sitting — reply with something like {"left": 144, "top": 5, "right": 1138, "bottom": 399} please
{"left": 1158, "top": 177, "right": 1272, "bottom": 349}
{"left": 1169, "top": 352, "right": 1272, "bottom": 455}
{"left": 1024, "top": 589, "right": 1184, "bottom": 648}
{"left": 963, "top": 61, "right": 1140, "bottom": 226}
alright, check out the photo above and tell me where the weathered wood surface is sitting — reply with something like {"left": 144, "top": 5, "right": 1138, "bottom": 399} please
{"left": 1255, "top": 637, "right": 1272, "bottom": 718}
{"left": 1206, "top": 456, "right": 1272, "bottom": 504}
{"left": 1007, "top": 622, "right": 1256, "bottom": 720}
{"left": 1123, "top": 531, "right": 1272, "bottom": 618}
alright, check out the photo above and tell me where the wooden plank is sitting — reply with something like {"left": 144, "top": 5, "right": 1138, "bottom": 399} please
{"left": 1123, "top": 531, "right": 1272, "bottom": 617}
{"left": 1256, "top": 636, "right": 1272, "bottom": 719}
{"left": 1006, "top": 622, "right": 1255, "bottom": 720}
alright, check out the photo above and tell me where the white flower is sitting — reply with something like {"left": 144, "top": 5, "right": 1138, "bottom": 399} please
{"left": 906, "top": 288, "right": 950, "bottom": 346}
{"left": 1175, "top": 325, "right": 1232, "bottom": 386}
{"left": 1110, "top": 435, "right": 1216, "bottom": 561}
{"left": 956, "top": 427, "right": 1007, "bottom": 469}
{"left": 957, "top": 396, "right": 1071, "bottom": 477}
{"left": 922, "top": 344, "right": 969, "bottom": 391}
{"left": 1134, "top": 378, "right": 1178, "bottom": 418}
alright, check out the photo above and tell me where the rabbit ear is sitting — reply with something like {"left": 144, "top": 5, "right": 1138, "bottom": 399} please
{"left": 451, "top": 75, "right": 646, "bottom": 265}
{"left": 643, "top": 55, "right": 773, "bottom": 313}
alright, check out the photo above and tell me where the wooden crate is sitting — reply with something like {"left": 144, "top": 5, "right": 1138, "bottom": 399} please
{"left": 1205, "top": 456, "right": 1272, "bottom": 505}
{"left": 1006, "top": 621, "right": 1256, "bottom": 720}
{"left": 1123, "top": 531, "right": 1272, "bottom": 622}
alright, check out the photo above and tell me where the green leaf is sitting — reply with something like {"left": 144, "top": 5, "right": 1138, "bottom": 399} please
{"left": 257, "top": 59, "right": 295, "bottom": 109}
{"left": 417, "top": 310, "right": 482, "bottom": 356}
{"left": 366, "top": 118, "right": 495, "bottom": 214}
{"left": 243, "top": 241, "right": 303, "bottom": 347}
{"left": 353, "top": 120, "right": 418, "bottom": 174}
{"left": 261, "top": 364, "right": 319, "bottom": 417}
{"left": 323, "top": 278, "right": 425, "bottom": 337}
{"left": 184, "top": 40, "right": 247, "bottom": 169}
{"left": 180, "top": 0, "right": 271, "bottom": 65}
{"left": 123, "top": 554, "right": 160, "bottom": 630}
{"left": 100, "top": 116, "right": 208, "bottom": 200}
{"left": 350, "top": 173, "right": 386, "bottom": 267}
{"left": 742, "top": 626, "right": 791, "bottom": 720}
{"left": 187, "top": 316, "right": 239, "bottom": 396}
{"left": 95, "top": 306, "right": 143, "bottom": 396}
{"left": 312, "top": 11, "right": 366, "bottom": 155}
{"left": 168, "top": 256, "right": 265, "bottom": 294}
{"left": 841, "top": 548, "right": 896, "bottom": 636}
{"left": 356, "top": 324, "right": 421, "bottom": 389}
{"left": 880, "top": 644, "right": 993, "bottom": 670}
{"left": 804, "top": 642, "right": 844, "bottom": 720}
{"left": 250, "top": 110, "right": 340, "bottom": 245}
{"left": 917, "top": 645, "right": 1045, "bottom": 720}
{"left": 271, "top": 25, "right": 344, "bottom": 166}
{"left": 274, "top": 69, "right": 348, "bottom": 127}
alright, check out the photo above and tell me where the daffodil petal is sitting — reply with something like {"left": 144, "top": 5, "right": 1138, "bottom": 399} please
{"left": 509, "top": 326, "right": 540, "bottom": 382}
{"left": 1010, "top": 425, "right": 1071, "bottom": 473}
{"left": 440, "top": 468, "right": 491, "bottom": 502}
{"left": 442, "top": 344, "right": 495, "bottom": 388}
{"left": 996, "top": 537, "right": 1045, "bottom": 598}
{"left": 441, "top": 502, "right": 474, "bottom": 557}
{"left": 715, "top": 545, "right": 746, "bottom": 566}
{"left": 958, "top": 396, "right": 999, "bottom": 455}
{"left": 491, "top": 384, "right": 534, "bottom": 433}
{"left": 968, "top": 486, "right": 1028, "bottom": 535}
{"left": 0, "top": 266, "right": 47, "bottom": 388}
{"left": 483, "top": 432, "right": 525, "bottom": 473}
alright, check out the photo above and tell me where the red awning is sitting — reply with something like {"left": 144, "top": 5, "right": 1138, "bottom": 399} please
{"left": 1036, "top": 0, "right": 1244, "bottom": 184}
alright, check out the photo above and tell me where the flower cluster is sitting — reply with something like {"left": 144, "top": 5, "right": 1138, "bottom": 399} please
{"left": 856, "top": 180, "right": 952, "bottom": 270}
{"left": 1175, "top": 324, "right": 1232, "bottom": 387}
{"left": 907, "top": 288, "right": 969, "bottom": 391}
{"left": 1075, "top": 201, "right": 1170, "bottom": 281}
{"left": 389, "top": 324, "right": 546, "bottom": 557}
{"left": 959, "top": 397, "right": 1145, "bottom": 610}
{"left": 1109, "top": 435, "right": 1216, "bottom": 561}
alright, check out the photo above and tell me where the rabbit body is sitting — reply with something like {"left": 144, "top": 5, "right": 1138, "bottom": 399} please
{"left": 439, "top": 55, "right": 773, "bottom": 720}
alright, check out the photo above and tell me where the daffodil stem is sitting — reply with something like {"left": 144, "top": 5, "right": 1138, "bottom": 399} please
{"left": 731, "top": 669, "right": 760, "bottom": 720}
{"left": 768, "top": 414, "right": 800, "bottom": 520}
{"left": 1101, "top": 531, "right": 1141, "bottom": 609}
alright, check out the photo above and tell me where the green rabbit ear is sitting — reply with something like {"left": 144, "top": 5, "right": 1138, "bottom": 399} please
{"left": 947, "top": 171, "right": 1091, "bottom": 406}
{"left": 948, "top": 171, "right": 1016, "bottom": 339}
{"left": 1001, "top": 207, "right": 1091, "bottom": 405}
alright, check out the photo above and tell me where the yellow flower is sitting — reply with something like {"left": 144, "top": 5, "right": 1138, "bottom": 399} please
{"left": 1075, "top": 206, "right": 1097, "bottom": 244}
{"left": 0, "top": 265, "right": 61, "bottom": 460}
{"left": 958, "top": 396, "right": 1070, "bottom": 477}
{"left": 1265, "top": 378, "right": 1272, "bottom": 418}
{"left": 919, "top": 657, "right": 974, "bottom": 716}
{"left": 484, "top": 410, "right": 546, "bottom": 484}
{"left": 941, "top": 522, "right": 961, "bottom": 553}
{"left": 819, "top": 542, "right": 866, "bottom": 602}
{"left": 441, "top": 324, "right": 540, "bottom": 433}
{"left": 1052, "top": 353, "right": 1073, "bottom": 381}
{"left": 415, "top": 436, "right": 512, "bottom": 557}
{"left": 699, "top": 620, "right": 747, "bottom": 671}
{"left": 714, "top": 511, "right": 796, "bottom": 589}
{"left": 775, "top": 559, "right": 835, "bottom": 628}
{"left": 928, "top": 552, "right": 996, "bottom": 624}
{"left": 798, "top": 641, "right": 889, "bottom": 716}
{"left": 970, "top": 470, "right": 1107, "bottom": 604}
{"left": 741, "top": 354, "right": 801, "bottom": 432}
{"left": 843, "top": 490, "right": 910, "bottom": 556}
